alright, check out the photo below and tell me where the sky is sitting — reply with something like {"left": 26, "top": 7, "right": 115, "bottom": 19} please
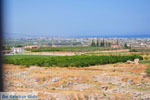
{"left": 3, "top": 0, "right": 150, "bottom": 37}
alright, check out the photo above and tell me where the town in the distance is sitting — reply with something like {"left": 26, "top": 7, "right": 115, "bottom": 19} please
{"left": 2, "top": 37, "right": 150, "bottom": 55}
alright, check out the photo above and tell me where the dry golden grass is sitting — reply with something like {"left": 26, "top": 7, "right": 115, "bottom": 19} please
{"left": 3, "top": 63, "right": 150, "bottom": 99}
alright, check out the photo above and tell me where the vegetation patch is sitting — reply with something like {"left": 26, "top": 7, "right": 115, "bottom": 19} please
{"left": 25, "top": 47, "right": 117, "bottom": 52}
{"left": 130, "top": 48, "right": 150, "bottom": 52}
{"left": 4, "top": 54, "right": 143, "bottom": 67}
{"left": 146, "top": 66, "right": 150, "bottom": 77}
{"left": 139, "top": 61, "right": 150, "bottom": 64}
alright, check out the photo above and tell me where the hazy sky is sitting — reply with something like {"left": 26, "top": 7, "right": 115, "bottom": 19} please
{"left": 4, "top": 0, "right": 150, "bottom": 37}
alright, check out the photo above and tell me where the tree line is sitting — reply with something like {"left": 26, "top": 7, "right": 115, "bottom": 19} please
{"left": 91, "top": 39, "right": 111, "bottom": 47}
{"left": 91, "top": 39, "right": 130, "bottom": 49}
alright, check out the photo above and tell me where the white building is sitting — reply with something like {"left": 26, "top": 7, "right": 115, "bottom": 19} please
{"left": 11, "top": 47, "right": 25, "bottom": 54}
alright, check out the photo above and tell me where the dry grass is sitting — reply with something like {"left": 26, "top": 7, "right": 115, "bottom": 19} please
{"left": 3, "top": 63, "right": 150, "bottom": 99}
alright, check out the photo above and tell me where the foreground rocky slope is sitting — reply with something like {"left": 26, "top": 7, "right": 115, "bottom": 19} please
{"left": 3, "top": 64, "right": 150, "bottom": 100}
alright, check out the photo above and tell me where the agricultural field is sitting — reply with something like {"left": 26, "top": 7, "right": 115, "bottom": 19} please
{"left": 4, "top": 54, "right": 143, "bottom": 67}
{"left": 84, "top": 51, "right": 129, "bottom": 55}
{"left": 25, "top": 46, "right": 118, "bottom": 52}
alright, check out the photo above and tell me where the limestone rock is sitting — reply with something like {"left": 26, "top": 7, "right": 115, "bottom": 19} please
{"left": 128, "top": 79, "right": 134, "bottom": 85}
{"left": 101, "top": 85, "right": 108, "bottom": 91}
{"left": 51, "top": 77, "right": 61, "bottom": 83}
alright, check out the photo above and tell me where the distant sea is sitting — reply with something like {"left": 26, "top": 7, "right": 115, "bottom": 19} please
{"left": 4, "top": 33, "right": 150, "bottom": 39}
{"left": 75, "top": 34, "right": 150, "bottom": 38}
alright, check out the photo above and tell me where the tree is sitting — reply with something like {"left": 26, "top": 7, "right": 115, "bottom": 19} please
{"left": 124, "top": 43, "right": 129, "bottom": 49}
{"left": 108, "top": 42, "right": 111, "bottom": 47}
{"left": 16, "top": 45, "right": 23, "bottom": 47}
{"left": 96, "top": 39, "right": 100, "bottom": 47}
{"left": 100, "top": 39, "right": 105, "bottom": 47}
{"left": 116, "top": 39, "right": 119, "bottom": 45}
{"left": 91, "top": 40, "right": 96, "bottom": 47}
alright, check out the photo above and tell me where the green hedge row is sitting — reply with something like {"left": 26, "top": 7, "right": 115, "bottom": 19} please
{"left": 4, "top": 54, "right": 143, "bottom": 67}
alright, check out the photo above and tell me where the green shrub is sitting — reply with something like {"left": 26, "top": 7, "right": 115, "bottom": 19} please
{"left": 146, "top": 67, "right": 150, "bottom": 77}
{"left": 144, "top": 57, "right": 149, "bottom": 61}
{"left": 130, "top": 48, "right": 150, "bottom": 52}
{"left": 130, "top": 49, "right": 138, "bottom": 52}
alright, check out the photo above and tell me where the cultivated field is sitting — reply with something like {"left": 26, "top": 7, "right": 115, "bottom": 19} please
{"left": 4, "top": 54, "right": 142, "bottom": 67}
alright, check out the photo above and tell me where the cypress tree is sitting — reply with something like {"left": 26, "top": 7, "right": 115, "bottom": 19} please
{"left": 91, "top": 40, "right": 96, "bottom": 47}
{"left": 124, "top": 43, "right": 128, "bottom": 49}
{"left": 102, "top": 39, "right": 105, "bottom": 47}
{"left": 96, "top": 39, "right": 100, "bottom": 47}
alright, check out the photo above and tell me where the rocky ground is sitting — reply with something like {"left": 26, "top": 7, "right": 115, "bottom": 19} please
{"left": 3, "top": 63, "right": 150, "bottom": 100}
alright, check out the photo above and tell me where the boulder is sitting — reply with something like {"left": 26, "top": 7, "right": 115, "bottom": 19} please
{"left": 51, "top": 77, "right": 61, "bottom": 83}
{"left": 128, "top": 79, "right": 134, "bottom": 85}
{"left": 126, "top": 60, "right": 134, "bottom": 64}
{"left": 134, "top": 59, "right": 139, "bottom": 65}
{"left": 126, "top": 59, "right": 139, "bottom": 65}
{"left": 66, "top": 81, "right": 73, "bottom": 87}
{"left": 134, "top": 92, "right": 143, "bottom": 97}
{"left": 60, "top": 85, "right": 65, "bottom": 88}
{"left": 101, "top": 85, "right": 108, "bottom": 91}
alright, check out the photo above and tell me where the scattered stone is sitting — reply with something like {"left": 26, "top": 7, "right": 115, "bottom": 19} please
{"left": 33, "top": 82, "right": 39, "bottom": 87}
{"left": 141, "top": 73, "right": 147, "bottom": 75}
{"left": 93, "top": 75, "right": 122, "bottom": 85}
{"left": 141, "top": 73, "right": 148, "bottom": 78}
{"left": 112, "top": 88, "right": 120, "bottom": 93}
{"left": 136, "top": 83, "right": 142, "bottom": 86}
{"left": 135, "top": 92, "right": 142, "bottom": 97}
{"left": 141, "top": 94, "right": 150, "bottom": 100}
{"left": 128, "top": 79, "right": 134, "bottom": 85}
{"left": 73, "top": 82, "right": 79, "bottom": 85}
{"left": 66, "top": 81, "right": 73, "bottom": 87}
{"left": 14, "top": 82, "right": 23, "bottom": 87}
{"left": 37, "top": 92, "right": 105, "bottom": 100}
{"left": 40, "top": 81, "right": 48, "bottom": 87}
{"left": 121, "top": 82, "right": 127, "bottom": 87}
{"left": 51, "top": 77, "right": 61, "bottom": 83}
{"left": 101, "top": 85, "right": 108, "bottom": 91}
{"left": 35, "top": 78, "right": 40, "bottom": 82}
{"left": 29, "top": 66, "right": 44, "bottom": 70}
{"left": 73, "top": 84, "right": 95, "bottom": 91}
{"left": 68, "top": 77, "right": 78, "bottom": 81}
{"left": 60, "top": 85, "right": 65, "bottom": 88}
